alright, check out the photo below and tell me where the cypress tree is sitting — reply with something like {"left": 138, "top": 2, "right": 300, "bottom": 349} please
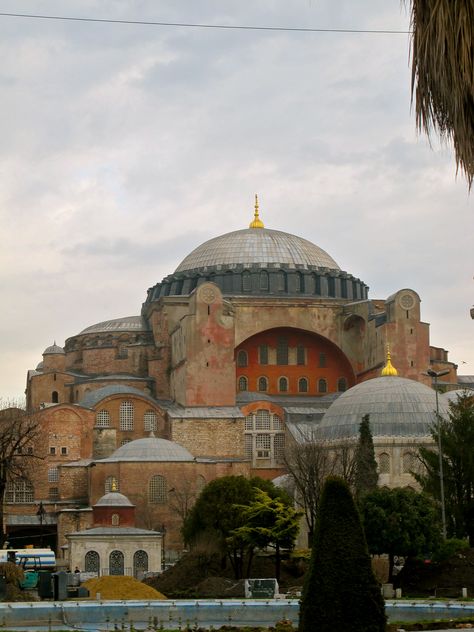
{"left": 354, "top": 414, "right": 378, "bottom": 499}
{"left": 299, "top": 476, "right": 386, "bottom": 632}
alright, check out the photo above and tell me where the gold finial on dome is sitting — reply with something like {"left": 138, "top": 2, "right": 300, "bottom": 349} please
{"left": 381, "top": 345, "right": 398, "bottom": 376}
{"left": 111, "top": 478, "right": 118, "bottom": 492}
{"left": 249, "top": 194, "right": 264, "bottom": 229}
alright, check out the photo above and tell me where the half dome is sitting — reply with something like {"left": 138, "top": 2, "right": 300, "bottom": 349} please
{"left": 318, "top": 375, "right": 449, "bottom": 441}
{"left": 175, "top": 228, "right": 340, "bottom": 273}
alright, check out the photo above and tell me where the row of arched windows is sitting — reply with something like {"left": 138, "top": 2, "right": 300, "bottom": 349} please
{"left": 236, "top": 348, "right": 327, "bottom": 368}
{"left": 238, "top": 376, "right": 347, "bottom": 393}
{"left": 96, "top": 404, "right": 158, "bottom": 432}
{"left": 84, "top": 549, "right": 149, "bottom": 577}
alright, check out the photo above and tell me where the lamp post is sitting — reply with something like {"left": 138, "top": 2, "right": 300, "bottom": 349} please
{"left": 427, "top": 368, "right": 450, "bottom": 540}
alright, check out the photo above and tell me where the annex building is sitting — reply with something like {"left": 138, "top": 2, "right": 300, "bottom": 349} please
{"left": 8, "top": 198, "right": 465, "bottom": 566}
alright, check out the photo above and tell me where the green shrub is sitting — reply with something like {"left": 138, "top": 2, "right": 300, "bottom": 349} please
{"left": 431, "top": 538, "right": 469, "bottom": 563}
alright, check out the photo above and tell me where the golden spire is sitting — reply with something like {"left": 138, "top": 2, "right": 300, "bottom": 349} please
{"left": 249, "top": 194, "right": 264, "bottom": 229}
{"left": 111, "top": 478, "right": 118, "bottom": 492}
{"left": 381, "top": 345, "right": 398, "bottom": 376}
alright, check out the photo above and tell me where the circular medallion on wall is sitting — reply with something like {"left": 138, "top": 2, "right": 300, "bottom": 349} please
{"left": 199, "top": 285, "right": 217, "bottom": 304}
{"left": 399, "top": 292, "right": 416, "bottom": 310}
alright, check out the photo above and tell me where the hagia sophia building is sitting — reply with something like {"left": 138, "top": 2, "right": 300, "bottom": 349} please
{"left": 7, "top": 197, "right": 471, "bottom": 567}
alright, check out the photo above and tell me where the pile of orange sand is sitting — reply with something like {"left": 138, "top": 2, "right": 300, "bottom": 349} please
{"left": 83, "top": 575, "right": 166, "bottom": 600}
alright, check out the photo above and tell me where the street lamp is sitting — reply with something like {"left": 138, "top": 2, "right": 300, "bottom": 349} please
{"left": 427, "top": 368, "right": 450, "bottom": 540}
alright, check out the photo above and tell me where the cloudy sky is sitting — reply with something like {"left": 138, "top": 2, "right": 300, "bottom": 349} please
{"left": 0, "top": 1, "right": 472, "bottom": 401}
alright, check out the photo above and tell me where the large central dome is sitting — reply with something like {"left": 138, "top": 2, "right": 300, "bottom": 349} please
{"left": 175, "top": 227, "right": 340, "bottom": 273}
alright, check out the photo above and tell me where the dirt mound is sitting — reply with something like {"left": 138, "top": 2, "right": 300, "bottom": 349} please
{"left": 83, "top": 575, "right": 166, "bottom": 600}
{"left": 396, "top": 548, "right": 474, "bottom": 597}
{"left": 145, "top": 552, "right": 306, "bottom": 598}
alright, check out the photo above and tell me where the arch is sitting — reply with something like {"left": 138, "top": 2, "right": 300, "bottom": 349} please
{"left": 278, "top": 377, "right": 288, "bottom": 392}
{"left": 149, "top": 475, "right": 167, "bottom": 504}
{"left": 51, "top": 391, "right": 59, "bottom": 403}
{"left": 144, "top": 410, "right": 157, "bottom": 432}
{"left": 298, "top": 377, "right": 308, "bottom": 393}
{"left": 105, "top": 476, "right": 119, "bottom": 493}
{"left": 111, "top": 513, "right": 120, "bottom": 526}
{"left": 133, "top": 550, "right": 149, "bottom": 578}
{"left": 238, "top": 376, "right": 248, "bottom": 392}
{"left": 84, "top": 550, "right": 100, "bottom": 573}
{"left": 318, "top": 378, "right": 327, "bottom": 393}
{"left": 119, "top": 401, "right": 134, "bottom": 430}
{"left": 242, "top": 270, "right": 252, "bottom": 292}
{"left": 237, "top": 350, "right": 248, "bottom": 367}
{"left": 402, "top": 451, "right": 418, "bottom": 474}
{"left": 379, "top": 452, "right": 390, "bottom": 474}
{"left": 109, "top": 550, "right": 124, "bottom": 575}
{"left": 258, "top": 376, "right": 268, "bottom": 392}
{"left": 96, "top": 410, "right": 110, "bottom": 428}
{"left": 259, "top": 270, "right": 269, "bottom": 291}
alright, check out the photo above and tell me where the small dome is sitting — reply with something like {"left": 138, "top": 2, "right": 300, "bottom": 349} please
{"left": 95, "top": 491, "right": 134, "bottom": 507}
{"left": 36, "top": 361, "right": 44, "bottom": 371}
{"left": 318, "top": 375, "right": 449, "bottom": 441}
{"left": 175, "top": 228, "right": 340, "bottom": 273}
{"left": 441, "top": 388, "right": 474, "bottom": 404}
{"left": 79, "top": 315, "right": 148, "bottom": 335}
{"left": 43, "top": 343, "right": 65, "bottom": 355}
{"left": 98, "top": 437, "right": 194, "bottom": 462}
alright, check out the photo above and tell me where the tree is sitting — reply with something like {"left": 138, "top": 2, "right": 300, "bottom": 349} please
{"left": 284, "top": 434, "right": 355, "bottom": 544}
{"left": 182, "top": 475, "right": 290, "bottom": 579}
{"left": 408, "top": 0, "right": 474, "bottom": 188}
{"left": 230, "top": 488, "right": 301, "bottom": 580}
{"left": 415, "top": 392, "right": 474, "bottom": 543}
{"left": 354, "top": 414, "right": 378, "bottom": 499}
{"left": 299, "top": 477, "right": 386, "bottom": 632}
{"left": 361, "top": 487, "right": 441, "bottom": 582}
{"left": 0, "top": 400, "right": 40, "bottom": 547}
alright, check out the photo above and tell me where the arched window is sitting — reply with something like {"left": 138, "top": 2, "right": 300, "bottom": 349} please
{"left": 242, "top": 270, "right": 251, "bottom": 292}
{"left": 296, "top": 345, "right": 305, "bottom": 365}
{"left": 48, "top": 467, "right": 59, "bottom": 483}
{"left": 237, "top": 350, "right": 248, "bottom": 367}
{"left": 259, "top": 344, "right": 268, "bottom": 365}
{"left": 276, "top": 271, "right": 286, "bottom": 291}
{"left": 278, "top": 377, "right": 288, "bottom": 393}
{"left": 379, "top": 453, "right": 390, "bottom": 474}
{"left": 109, "top": 550, "right": 124, "bottom": 575}
{"left": 133, "top": 550, "right": 149, "bottom": 578}
{"left": 144, "top": 410, "right": 157, "bottom": 432}
{"left": 85, "top": 550, "right": 100, "bottom": 573}
{"left": 295, "top": 272, "right": 304, "bottom": 293}
{"left": 111, "top": 513, "right": 120, "bottom": 526}
{"left": 402, "top": 451, "right": 417, "bottom": 474}
{"left": 298, "top": 378, "right": 308, "bottom": 393}
{"left": 52, "top": 391, "right": 59, "bottom": 403}
{"left": 149, "top": 475, "right": 167, "bottom": 504}
{"left": 96, "top": 410, "right": 110, "bottom": 428}
{"left": 223, "top": 271, "right": 234, "bottom": 293}
{"left": 258, "top": 376, "right": 268, "bottom": 392}
{"left": 119, "top": 401, "right": 134, "bottom": 430}
{"left": 5, "top": 480, "right": 34, "bottom": 503}
{"left": 238, "top": 376, "right": 248, "bottom": 392}
{"left": 260, "top": 271, "right": 269, "bottom": 291}
{"left": 318, "top": 378, "right": 327, "bottom": 393}
{"left": 105, "top": 476, "right": 119, "bottom": 493}
{"left": 337, "top": 377, "right": 347, "bottom": 392}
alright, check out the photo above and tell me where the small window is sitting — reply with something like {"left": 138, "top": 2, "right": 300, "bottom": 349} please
{"left": 296, "top": 345, "right": 305, "bottom": 365}
{"left": 276, "top": 271, "right": 286, "bottom": 291}
{"left": 259, "top": 344, "right": 268, "bottom": 365}
{"left": 402, "top": 452, "right": 417, "bottom": 474}
{"left": 258, "top": 376, "right": 268, "bottom": 392}
{"left": 5, "top": 480, "right": 34, "bottom": 503}
{"left": 319, "top": 353, "right": 326, "bottom": 368}
{"left": 49, "top": 487, "right": 59, "bottom": 501}
{"left": 260, "top": 271, "right": 269, "bottom": 291}
{"left": 111, "top": 513, "right": 120, "bottom": 526}
{"left": 52, "top": 391, "right": 59, "bottom": 404}
{"left": 60, "top": 447, "right": 68, "bottom": 456}
{"left": 48, "top": 467, "right": 59, "bottom": 483}
{"left": 256, "top": 434, "right": 271, "bottom": 458}
{"left": 96, "top": 410, "right": 111, "bottom": 428}
{"left": 85, "top": 550, "right": 100, "bottom": 574}
{"left": 318, "top": 378, "right": 327, "bottom": 393}
{"left": 238, "top": 376, "right": 248, "bottom": 392}
{"left": 242, "top": 270, "right": 252, "bottom": 292}
{"left": 119, "top": 401, "right": 134, "bottom": 431}
{"left": 274, "top": 433, "right": 285, "bottom": 463}
{"left": 278, "top": 377, "right": 288, "bottom": 392}
{"left": 144, "top": 410, "right": 157, "bottom": 432}
{"left": 328, "top": 276, "right": 336, "bottom": 297}
{"left": 237, "top": 350, "right": 248, "bottom": 367}
{"left": 337, "top": 377, "right": 347, "bottom": 392}
{"left": 298, "top": 377, "right": 308, "bottom": 393}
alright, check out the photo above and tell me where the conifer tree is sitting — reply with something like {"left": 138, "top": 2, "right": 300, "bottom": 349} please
{"left": 354, "top": 414, "right": 378, "bottom": 499}
{"left": 299, "top": 477, "right": 386, "bottom": 632}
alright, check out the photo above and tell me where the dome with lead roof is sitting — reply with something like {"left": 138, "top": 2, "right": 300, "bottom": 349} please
{"left": 97, "top": 437, "right": 194, "bottom": 463}
{"left": 43, "top": 343, "right": 65, "bottom": 355}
